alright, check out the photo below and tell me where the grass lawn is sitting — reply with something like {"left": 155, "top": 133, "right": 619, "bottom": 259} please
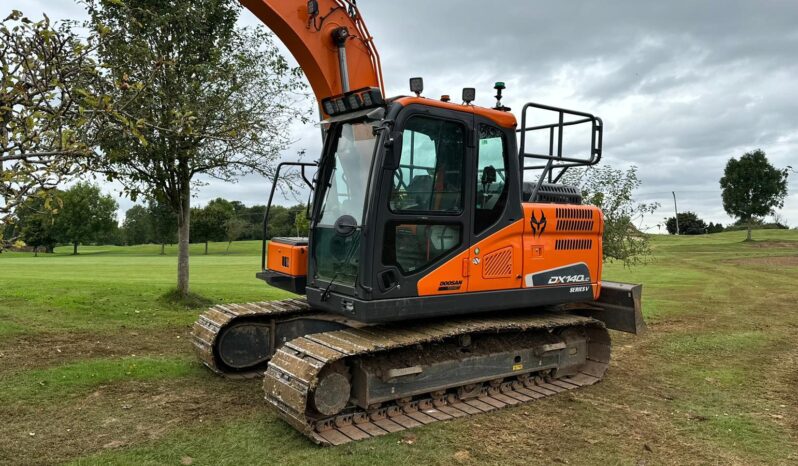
{"left": 1, "top": 231, "right": 797, "bottom": 465}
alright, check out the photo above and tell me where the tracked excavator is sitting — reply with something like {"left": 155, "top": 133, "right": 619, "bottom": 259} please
{"left": 192, "top": 0, "right": 646, "bottom": 445}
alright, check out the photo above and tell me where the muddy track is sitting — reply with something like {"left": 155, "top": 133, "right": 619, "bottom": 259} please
{"left": 264, "top": 313, "right": 610, "bottom": 445}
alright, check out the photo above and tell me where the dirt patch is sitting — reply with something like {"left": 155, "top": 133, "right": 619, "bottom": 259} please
{"left": 747, "top": 241, "right": 798, "bottom": 249}
{"left": 723, "top": 255, "right": 798, "bottom": 267}
{"left": 0, "top": 326, "right": 190, "bottom": 374}
{"left": 0, "top": 375, "right": 265, "bottom": 465}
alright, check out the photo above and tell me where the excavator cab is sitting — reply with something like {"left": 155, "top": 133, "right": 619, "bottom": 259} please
{"left": 257, "top": 83, "right": 639, "bottom": 330}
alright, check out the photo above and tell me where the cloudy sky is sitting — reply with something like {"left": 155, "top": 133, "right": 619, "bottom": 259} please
{"left": 11, "top": 0, "right": 798, "bottom": 231}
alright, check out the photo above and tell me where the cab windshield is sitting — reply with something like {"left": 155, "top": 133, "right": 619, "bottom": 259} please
{"left": 318, "top": 122, "right": 376, "bottom": 225}
{"left": 313, "top": 121, "right": 378, "bottom": 286}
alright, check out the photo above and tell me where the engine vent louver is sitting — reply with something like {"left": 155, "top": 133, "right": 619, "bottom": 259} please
{"left": 524, "top": 183, "right": 582, "bottom": 204}
{"left": 482, "top": 247, "right": 513, "bottom": 278}
{"left": 555, "top": 239, "right": 593, "bottom": 250}
{"left": 556, "top": 219, "right": 595, "bottom": 231}
{"left": 556, "top": 208, "right": 593, "bottom": 219}
{"left": 555, "top": 208, "right": 594, "bottom": 231}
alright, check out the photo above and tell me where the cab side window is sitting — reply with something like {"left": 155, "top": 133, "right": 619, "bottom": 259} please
{"left": 474, "top": 124, "right": 508, "bottom": 234}
{"left": 384, "top": 116, "right": 466, "bottom": 275}
{"left": 390, "top": 116, "right": 465, "bottom": 213}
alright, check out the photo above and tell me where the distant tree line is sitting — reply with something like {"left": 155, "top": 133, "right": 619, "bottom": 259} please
{"left": 664, "top": 212, "right": 788, "bottom": 236}
{"left": 123, "top": 198, "right": 309, "bottom": 253}
{"left": 664, "top": 212, "right": 725, "bottom": 235}
{"left": 3, "top": 181, "right": 309, "bottom": 255}
{"left": 121, "top": 198, "right": 309, "bottom": 254}
{"left": 3, "top": 182, "right": 118, "bottom": 255}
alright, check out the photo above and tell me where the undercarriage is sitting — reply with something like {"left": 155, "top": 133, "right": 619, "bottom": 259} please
{"left": 192, "top": 282, "right": 640, "bottom": 445}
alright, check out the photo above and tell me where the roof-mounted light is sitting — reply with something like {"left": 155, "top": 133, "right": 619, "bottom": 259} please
{"left": 320, "top": 87, "right": 385, "bottom": 117}
{"left": 462, "top": 87, "right": 475, "bottom": 104}
{"left": 322, "top": 99, "right": 336, "bottom": 115}
{"left": 409, "top": 77, "right": 424, "bottom": 97}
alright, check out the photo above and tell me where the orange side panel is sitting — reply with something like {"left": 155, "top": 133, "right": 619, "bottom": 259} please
{"left": 417, "top": 220, "right": 525, "bottom": 296}
{"left": 417, "top": 249, "right": 471, "bottom": 295}
{"left": 416, "top": 206, "right": 604, "bottom": 299}
{"left": 522, "top": 203, "right": 603, "bottom": 300}
{"left": 467, "top": 220, "right": 524, "bottom": 292}
{"left": 267, "top": 242, "right": 308, "bottom": 277}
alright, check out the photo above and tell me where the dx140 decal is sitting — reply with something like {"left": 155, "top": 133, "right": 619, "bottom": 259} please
{"left": 525, "top": 263, "right": 591, "bottom": 288}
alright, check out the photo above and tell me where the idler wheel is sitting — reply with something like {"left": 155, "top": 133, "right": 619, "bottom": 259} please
{"left": 312, "top": 372, "right": 351, "bottom": 416}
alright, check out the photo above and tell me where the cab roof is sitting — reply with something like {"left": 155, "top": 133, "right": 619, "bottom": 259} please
{"left": 392, "top": 96, "right": 517, "bottom": 129}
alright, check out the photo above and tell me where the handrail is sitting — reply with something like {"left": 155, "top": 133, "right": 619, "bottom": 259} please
{"left": 261, "top": 161, "right": 318, "bottom": 270}
{"left": 517, "top": 102, "right": 603, "bottom": 202}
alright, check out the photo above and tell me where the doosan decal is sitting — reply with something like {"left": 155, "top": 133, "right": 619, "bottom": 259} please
{"left": 438, "top": 280, "right": 463, "bottom": 291}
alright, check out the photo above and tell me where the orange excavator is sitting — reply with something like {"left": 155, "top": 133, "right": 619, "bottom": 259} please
{"left": 192, "top": 0, "right": 645, "bottom": 445}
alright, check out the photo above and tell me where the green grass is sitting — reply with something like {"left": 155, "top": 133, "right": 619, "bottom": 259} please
{"left": 68, "top": 417, "right": 464, "bottom": 466}
{"left": 0, "top": 241, "right": 290, "bottom": 337}
{"left": 1, "top": 231, "right": 797, "bottom": 465}
{"left": 0, "top": 356, "right": 195, "bottom": 405}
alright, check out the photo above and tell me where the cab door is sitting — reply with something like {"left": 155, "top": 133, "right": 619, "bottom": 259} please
{"left": 371, "top": 105, "right": 475, "bottom": 299}
{"left": 466, "top": 120, "right": 524, "bottom": 292}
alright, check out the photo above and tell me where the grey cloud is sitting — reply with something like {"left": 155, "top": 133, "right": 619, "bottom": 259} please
{"left": 6, "top": 0, "right": 798, "bottom": 227}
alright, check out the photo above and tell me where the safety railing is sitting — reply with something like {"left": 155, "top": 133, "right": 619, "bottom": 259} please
{"left": 517, "top": 102, "right": 602, "bottom": 202}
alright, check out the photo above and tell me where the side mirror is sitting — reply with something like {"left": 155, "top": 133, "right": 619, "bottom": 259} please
{"left": 383, "top": 131, "right": 402, "bottom": 170}
{"left": 334, "top": 214, "right": 358, "bottom": 237}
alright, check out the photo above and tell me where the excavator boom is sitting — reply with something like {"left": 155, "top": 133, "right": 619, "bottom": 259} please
{"left": 241, "top": 0, "right": 384, "bottom": 104}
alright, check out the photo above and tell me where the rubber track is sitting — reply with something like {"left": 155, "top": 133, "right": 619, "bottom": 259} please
{"left": 191, "top": 298, "right": 311, "bottom": 377}
{"left": 263, "top": 313, "right": 610, "bottom": 445}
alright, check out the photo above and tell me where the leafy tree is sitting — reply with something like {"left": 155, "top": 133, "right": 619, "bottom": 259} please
{"left": 294, "top": 207, "right": 309, "bottom": 237}
{"left": 191, "top": 198, "right": 234, "bottom": 255}
{"left": 245, "top": 204, "right": 267, "bottom": 240}
{"left": 97, "top": 223, "right": 124, "bottom": 245}
{"left": 0, "top": 11, "right": 140, "bottom": 243}
{"left": 706, "top": 222, "right": 724, "bottom": 234}
{"left": 54, "top": 182, "right": 118, "bottom": 254}
{"left": 16, "top": 191, "right": 60, "bottom": 255}
{"left": 122, "top": 204, "right": 151, "bottom": 245}
{"left": 230, "top": 201, "right": 247, "bottom": 215}
{"left": 563, "top": 165, "right": 658, "bottom": 267}
{"left": 85, "top": 0, "right": 307, "bottom": 297}
{"left": 224, "top": 217, "right": 247, "bottom": 254}
{"left": 266, "top": 205, "right": 291, "bottom": 238}
{"left": 148, "top": 199, "right": 177, "bottom": 255}
{"left": 665, "top": 211, "right": 707, "bottom": 235}
{"left": 720, "top": 149, "right": 789, "bottom": 241}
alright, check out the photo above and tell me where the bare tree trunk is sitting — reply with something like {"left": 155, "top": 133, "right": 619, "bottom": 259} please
{"left": 34, "top": 246, "right": 38, "bottom": 257}
{"left": 73, "top": 241, "right": 78, "bottom": 255}
{"left": 746, "top": 221, "right": 752, "bottom": 241}
{"left": 160, "top": 243, "right": 165, "bottom": 255}
{"left": 177, "top": 191, "right": 191, "bottom": 297}
{"left": 204, "top": 241, "right": 208, "bottom": 255}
